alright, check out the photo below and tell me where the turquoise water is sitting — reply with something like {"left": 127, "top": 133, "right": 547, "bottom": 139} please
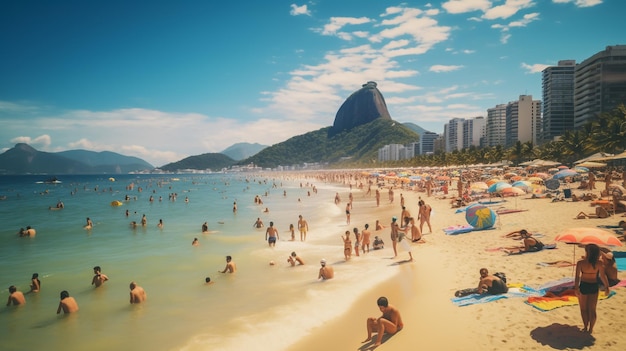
{"left": 0, "top": 173, "right": 401, "bottom": 350}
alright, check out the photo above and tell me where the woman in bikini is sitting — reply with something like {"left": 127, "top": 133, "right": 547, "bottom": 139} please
{"left": 341, "top": 231, "right": 352, "bottom": 261}
{"left": 574, "top": 243, "right": 610, "bottom": 334}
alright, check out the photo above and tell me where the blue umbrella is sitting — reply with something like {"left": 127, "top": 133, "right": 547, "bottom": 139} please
{"left": 488, "top": 181, "right": 512, "bottom": 193}
{"left": 465, "top": 205, "right": 496, "bottom": 230}
{"left": 553, "top": 169, "right": 578, "bottom": 179}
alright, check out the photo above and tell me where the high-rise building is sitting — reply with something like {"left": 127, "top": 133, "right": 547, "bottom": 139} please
{"left": 505, "top": 95, "right": 542, "bottom": 147}
{"left": 463, "top": 117, "right": 486, "bottom": 148}
{"left": 542, "top": 60, "right": 576, "bottom": 142}
{"left": 443, "top": 118, "right": 464, "bottom": 152}
{"left": 486, "top": 104, "right": 507, "bottom": 147}
{"left": 574, "top": 45, "right": 626, "bottom": 128}
{"left": 419, "top": 131, "right": 439, "bottom": 154}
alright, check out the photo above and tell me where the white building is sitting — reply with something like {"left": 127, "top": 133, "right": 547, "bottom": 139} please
{"left": 505, "top": 95, "right": 542, "bottom": 147}
{"left": 486, "top": 104, "right": 507, "bottom": 147}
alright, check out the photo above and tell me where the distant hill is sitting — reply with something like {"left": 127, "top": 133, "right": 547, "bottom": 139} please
{"left": 0, "top": 143, "right": 154, "bottom": 174}
{"left": 239, "top": 118, "right": 419, "bottom": 168}
{"left": 329, "top": 81, "right": 392, "bottom": 137}
{"left": 57, "top": 149, "right": 153, "bottom": 173}
{"left": 159, "top": 153, "right": 235, "bottom": 172}
{"left": 221, "top": 142, "right": 267, "bottom": 161}
{"left": 403, "top": 122, "right": 431, "bottom": 136}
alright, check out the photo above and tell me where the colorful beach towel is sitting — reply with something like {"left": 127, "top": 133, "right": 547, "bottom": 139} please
{"left": 525, "top": 291, "right": 616, "bottom": 312}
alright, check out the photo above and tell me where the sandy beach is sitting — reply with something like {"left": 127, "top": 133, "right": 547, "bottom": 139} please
{"left": 288, "top": 179, "right": 626, "bottom": 351}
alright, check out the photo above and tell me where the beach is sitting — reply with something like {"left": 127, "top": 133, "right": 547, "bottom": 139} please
{"left": 1, "top": 172, "right": 625, "bottom": 351}
{"left": 289, "top": 176, "right": 626, "bottom": 351}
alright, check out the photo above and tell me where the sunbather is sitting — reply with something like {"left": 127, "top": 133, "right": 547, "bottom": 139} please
{"left": 575, "top": 206, "right": 609, "bottom": 219}
{"left": 503, "top": 230, "right": 545, "bottom": 255}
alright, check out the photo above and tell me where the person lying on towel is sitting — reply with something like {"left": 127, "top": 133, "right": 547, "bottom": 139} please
{"left": 503, "top": 230, "right": 545, "bottom": 255}
{"left": 477, "top": 268, "right": 508, "bottom": 295}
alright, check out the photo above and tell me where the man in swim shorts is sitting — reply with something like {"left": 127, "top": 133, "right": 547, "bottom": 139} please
{"left": 477, "top": 268, "right": 508, "bottom": 295}
{"left": 363, "top": 296, "right": 403, "bottom": 347}
{"left": 297, "top": 215, "right": 308, "bottom": 241}
{"left": 265, "top": 221, "right": 279, "bottom": 247}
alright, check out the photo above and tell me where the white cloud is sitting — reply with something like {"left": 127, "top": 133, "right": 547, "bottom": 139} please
{"left": 429, "top": 64, "right": 464, "bottom": 72}
{"left": 321, "top": 17, "right": 372, "bottom": 37}
{"left": 521, "top": 62, "right": 550, "bottom": 73}
{"left": 552, "top": 0, "right": 603, "bottom": 7}
{"left": 482, "top": 0, "right": 536, "bottom": 20}
{"left": 10, "top": 134, "right": 51, "bottom": 149}
{"left": 290, "top": 4, "right": 311, "bottom": 16}
{"left": 442, "top": 0, "right": 493, "bottom": 14}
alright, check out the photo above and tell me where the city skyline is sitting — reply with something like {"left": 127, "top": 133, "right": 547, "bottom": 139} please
{"left": 1, "top": 0, "right": 623, "bottom": 166}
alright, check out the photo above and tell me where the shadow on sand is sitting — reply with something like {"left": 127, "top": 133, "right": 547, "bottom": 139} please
{"left": 358, "top": 333, "right": 394, "bottom": 351}
{"left": 389, "top": 259, "right": 413, "bottom": 266}
{"left": 530, "top": 323, "right": 595, "bottom": 349}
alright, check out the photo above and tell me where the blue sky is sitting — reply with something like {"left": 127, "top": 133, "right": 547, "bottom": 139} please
{"left": 0, "top": 0, "right": 623, "bottom": 166}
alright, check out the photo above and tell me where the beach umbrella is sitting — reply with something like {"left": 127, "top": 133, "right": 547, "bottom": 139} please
{"left": 471, "top": 182, "right": 488, "bottom": 190}
{"left": 532, "top": 172, "right": 550, "bottom": 179}
{"left": 576, "top": 161, "right": 607, "bottom": 168}
{"left": 527, "top": 177, "right": 543, "bottom": 183}
{"left": 465, "top": 204, "right": 496, "bottom": 230}
{"left": 557, "top": 165, "right": 569, "bottom": 170}
{"left": 544, "top": 179, "right": 560, "bottom": 190}
{"left": 486, "top": 179, "right": 503, "bottom": 186}
{"left": 488, "top": 181, "right": 512, "bottom": 193}
{"left": 512, "top": 180, "right": 532, "bottom": 189}
{"left": 555, "top": 227, "right": 622, "bottom": 247}
{"left": 574, "top": 166, "right": 589, "bottom": 173}
{"left": 553, "top": 169, "right": 578, "bottom": 179}
{"left": 500, "top": 187, "right": 526, "bottom": 196}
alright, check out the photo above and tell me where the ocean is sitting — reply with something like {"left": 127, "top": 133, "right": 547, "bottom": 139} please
{"left": 0, "top": 173, "right": 402, "bottom": 351}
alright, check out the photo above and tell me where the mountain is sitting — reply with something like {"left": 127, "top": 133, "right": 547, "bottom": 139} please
{"left": 240, "top": 118, "right": 419, "bottom": 168}
{"left": 0, "top": 143, "right": 153, "bottom": 174}
{"left": 402, "top": 122, "right": 431, "bottom": 136}
{"left": 159, "top": 153, "right": 235, "bottom": 172}
{"left": 220, "top": 142, "right": 268, "bottom": 161}
{"left": 329, "top": 81, "right": 392, "bottom": 137}
{"left": 57, "top": 150, "right": 153, "bottom": 173}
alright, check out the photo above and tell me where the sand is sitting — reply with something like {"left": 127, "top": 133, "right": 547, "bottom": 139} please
{"left": 288, "top": 181, "right": 626, "bottom": 351}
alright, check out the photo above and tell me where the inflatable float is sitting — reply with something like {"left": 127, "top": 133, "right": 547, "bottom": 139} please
{"left": 110, "top": 200, "right": 123, "bottom": 207}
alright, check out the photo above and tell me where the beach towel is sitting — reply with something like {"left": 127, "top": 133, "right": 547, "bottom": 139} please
{"left": 451, "top": 284, "right": 540, "bottom": 306}
{"left": 525, "top": 291, "right": 616, "bottom": 312}
{"left": 615, "top": 251, "right": 626, "bottom": 272}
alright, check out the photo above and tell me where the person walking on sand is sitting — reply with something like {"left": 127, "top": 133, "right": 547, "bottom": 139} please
{"left": 345, "top": 202, "right": 351, "bottom": 225}
{"left": 418, "top": 200, "right": 432, "bottom": 233}
{"left": 375, "top": 189, "right": 380, "bottom": 207}
{"left": 129, "top": 282, "right": 147, "bottom": 304}
{"left": 91, "top": 266, "right": 109, "bottom": 288}
{"left": 575, "top": 243, "right": 610, "bottom": 333}
{"left": 56, "top": 290, "right": 79, "bottom": 314}
{"left": 342, "top": 231, "right": 352, "bottom": 260}
{"left": 361, "top": 224, "right": 372, "bottom": 253}
{"left": 219, "top": 255, "right": 237, "bottom": 273}
{"left": 318, "top": 259, "right": 334, "bottom": 280}
{"left": 297, "top": 215, "right": 309, "bottom": 241}
{"left": 6, "top": 285, "right": 26, "bottom": 306}
{"left": 363, "top": 296, "right": 403, "bottom": 347}
{"left": 353, "top": 227, "right": 361, "bottom": 257}
{"left": 265, "top": 221, "right": 279, "bottom": 247}
{"left": 390, "top": 217, "right": 399, "bottom": 257}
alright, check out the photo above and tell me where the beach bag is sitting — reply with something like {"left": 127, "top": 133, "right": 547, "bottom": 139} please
{"left": 493, "top": 272, "right": 507, "bottom": 284}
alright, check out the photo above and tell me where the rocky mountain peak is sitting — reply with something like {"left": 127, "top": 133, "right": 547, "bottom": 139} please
{"left": 328, "top": 81, "right": 392, "bottom": 137}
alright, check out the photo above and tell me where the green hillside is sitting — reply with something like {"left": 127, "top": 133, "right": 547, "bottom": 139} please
{"left": 241, "top": 119, "right": 419, "bottom": 168}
